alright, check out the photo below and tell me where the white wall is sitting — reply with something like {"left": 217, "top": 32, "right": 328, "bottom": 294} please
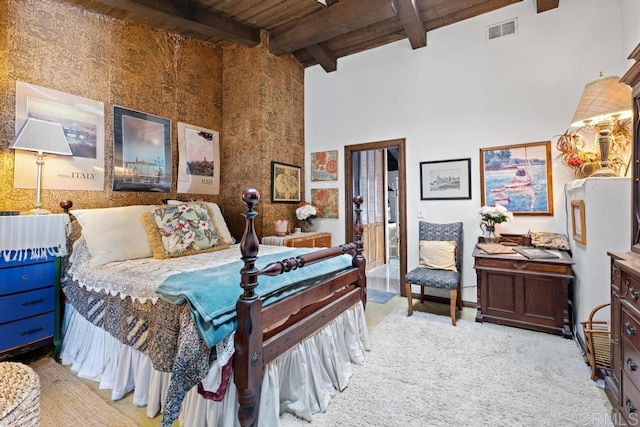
{"left": 304, "top": 0, "right": 637, "bottom": 302}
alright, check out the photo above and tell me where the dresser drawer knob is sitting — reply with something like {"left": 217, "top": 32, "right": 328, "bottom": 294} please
{"left": 626, "top": 397, "right": 638, "bottom": 414}
{"left": 631, "top": 286, "right": 640, "bottom": 299}
{"left": 21, "top": 274, "right": 28, "bottom": 280}
{"left": 22, "top": 298, "right": 45, "bottom": 307}
{"left": 627, "top": 356, "right": 638, "bottom": 371}
{"left": 626, "top": 321, "right": 637, "bottom": 336}
{"left": 20, "top": 327, "right": 43, "bottom": 336}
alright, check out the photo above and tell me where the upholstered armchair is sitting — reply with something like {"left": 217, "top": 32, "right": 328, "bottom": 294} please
{"left": 404, "top": 221, "right": 463, "bottom": 325}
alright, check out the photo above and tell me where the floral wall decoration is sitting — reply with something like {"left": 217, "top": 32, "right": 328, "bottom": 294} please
{"left": 311, "top": 188, "right": 339, "bottom": 219}
{"left": 311, "top": 150, "right": 338, "bottom": 181}
{"left": 556, "top": 118, "right": 632, "bottom": 178}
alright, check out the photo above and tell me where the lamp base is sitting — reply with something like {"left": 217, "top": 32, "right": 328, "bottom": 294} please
{"left": 29, "top": 208, "right": 50, "bottom": 215}
{"left": 590, "top": 166, "right": 617, "bottom": 177}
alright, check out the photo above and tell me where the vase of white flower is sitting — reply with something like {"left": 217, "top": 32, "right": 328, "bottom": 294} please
{"left": 296, "top": 202, "right": 321, "bottom": 232}
{"left": 478, "top": 204, "right": 513, "bottom": 243}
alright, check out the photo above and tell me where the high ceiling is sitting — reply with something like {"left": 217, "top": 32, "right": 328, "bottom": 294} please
{"left": 63, "top": 0, "right": 559, "bottom": 72}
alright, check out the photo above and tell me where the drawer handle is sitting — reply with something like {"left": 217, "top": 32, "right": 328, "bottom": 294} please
{"left": 627, "top": 356, "right": 638, "bottom": 371}
{"left": 21, "top": 274, "right": 28, "bottom": 280}
{"left": 20, "top": 327, "right": 43, "bottom": 336}
{"left": 22, "top": 298, "right": 45, "bottom": 307}
{"left": 612, "top": 338, "right": 620, "bottom": 344}
{"left": 626, "top": 397, "right": 638, "bottom": 414}
{"left": 631, "top": 286, "right": 640, "bottom": 299}
{"left": 626, "top": 321, "right": 637, "bottom": 336}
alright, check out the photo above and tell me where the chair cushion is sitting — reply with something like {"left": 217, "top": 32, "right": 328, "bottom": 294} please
{"left": 419, "top": 240, "right": 457, "bottom": 271}
{"left": 405, "top": 267, "right": 460, "bottom": 290}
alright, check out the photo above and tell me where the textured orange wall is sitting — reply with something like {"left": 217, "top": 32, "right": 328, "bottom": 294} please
{"left": 0, "top": 0, "right": 304, "bottom": 240}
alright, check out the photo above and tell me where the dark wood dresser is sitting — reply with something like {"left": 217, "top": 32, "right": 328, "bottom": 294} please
{"left": 608, "top": 43, "right": 640, "bottom": 425}
{"left": 473, "top": 246, "right": 574, "bottom": 338}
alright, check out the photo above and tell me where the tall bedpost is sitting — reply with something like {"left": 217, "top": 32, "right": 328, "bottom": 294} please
{"left": 352, "top": 196, "right": 367, "bottom": 306}
{"left": 235, "top": 188, "right": 263, "bottom": 427}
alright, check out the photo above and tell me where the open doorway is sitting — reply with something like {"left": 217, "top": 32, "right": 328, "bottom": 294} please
{"left": 344, "top": 139, "right": 407, "bottom": 296}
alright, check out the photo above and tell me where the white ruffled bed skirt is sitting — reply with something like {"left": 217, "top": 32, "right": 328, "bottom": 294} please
{"left": 60, "top": 302, "right": 370, "bottom": 426}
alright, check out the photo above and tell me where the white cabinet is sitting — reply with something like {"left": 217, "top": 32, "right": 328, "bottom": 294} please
{"left": 565, "top": 177, "right": 631, "bottom": 343}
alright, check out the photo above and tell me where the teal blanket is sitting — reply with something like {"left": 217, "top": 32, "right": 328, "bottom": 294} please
{"left": 156, "top": 248, "right": 353, "bottom": 348}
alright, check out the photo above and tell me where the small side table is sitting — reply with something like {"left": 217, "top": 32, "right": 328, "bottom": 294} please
{"left": 0, "top": 214, "right": 70, "bottom": 361}
{"left": 262, "top": 231, "right": 331, "bottom": 248}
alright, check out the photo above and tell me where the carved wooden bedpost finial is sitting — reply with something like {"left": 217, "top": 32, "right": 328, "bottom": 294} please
{"left": 352, "top": 195, "right": 366, "bottom": 306}
{"left": 236, "top": 188, "right": 263, "bottom": 427}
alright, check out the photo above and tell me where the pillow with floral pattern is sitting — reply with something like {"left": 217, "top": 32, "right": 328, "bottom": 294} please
{"left": 141, "top": 202, "right": 228, "bottom": 259}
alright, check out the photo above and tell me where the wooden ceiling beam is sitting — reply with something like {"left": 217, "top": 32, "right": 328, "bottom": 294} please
{"left": 394, "top": 0, "right": 426, "bottom": 49}
{"left": 305, "top": 43, "right": 338, "bottom": 72}
{"left": 536, "top": 0, "right": 559, "bottom": 13}
{"left": 269, "top": 0, "right": 398, "bottom": 56}
{"left": 63, "top": 0, "right": 260, "bottom": 46}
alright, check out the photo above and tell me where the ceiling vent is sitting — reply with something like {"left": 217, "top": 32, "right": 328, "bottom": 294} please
{"left": 487, "top": 18, "right": 518, "bottom": 41}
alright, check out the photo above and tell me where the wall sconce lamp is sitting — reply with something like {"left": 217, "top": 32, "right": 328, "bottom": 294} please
{"left": 570, "top": 75, "right": 632, "bottom": 177}
{"left": 9, "top": 118, "right": 73, "bottom": 214}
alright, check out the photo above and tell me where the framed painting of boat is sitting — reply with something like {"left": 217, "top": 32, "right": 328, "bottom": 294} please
{"left": 479, "top": 141, "right": 553, "bottom": 215}
{"left": 420, "top": 158, "right": 471, "bottom": 200}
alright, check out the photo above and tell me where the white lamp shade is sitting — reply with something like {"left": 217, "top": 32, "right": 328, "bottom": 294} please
{"left": 570, "top": 76, "right": 632, "bottom": 127}
{"left": 9, "top": 118, "right": 73, "bottom": 155}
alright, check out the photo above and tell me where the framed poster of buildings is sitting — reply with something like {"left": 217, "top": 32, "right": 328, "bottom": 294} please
{"left": 177, "top": 122, "right": 220, "bottom": 195}
{"left": 113, "top": 106, "right": 171, "bottom": 192}
{"left": 14, "top": 81, "right": 105, "bottom": 191}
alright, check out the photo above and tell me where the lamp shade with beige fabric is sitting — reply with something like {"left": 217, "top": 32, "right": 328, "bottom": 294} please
{"left": 570, "top": 76, "right": 632, "bottom": 177}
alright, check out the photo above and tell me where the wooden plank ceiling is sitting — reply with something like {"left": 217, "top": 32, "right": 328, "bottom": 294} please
{"left": 62, "top": 0, "right": 560, "bottom": 72}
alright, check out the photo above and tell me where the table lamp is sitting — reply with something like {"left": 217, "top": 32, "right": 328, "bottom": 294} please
{"left": 9, "top": 118, "right": 73, "bottom": 214}
{"left": 570, "top": 75, "right": 632, "bottom": 177}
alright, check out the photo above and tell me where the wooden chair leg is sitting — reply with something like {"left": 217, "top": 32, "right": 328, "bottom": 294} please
{"left": 456, "top": 283, "right": 463, "bottom": 309}
{"left": 405, "top": 282, "right": 413, "bottom": 316}
{"left": 450, "top": 288, "right": 457, "bottom": 326}
{"left": 420, "top": 286, "right": 424, "bottom": 303}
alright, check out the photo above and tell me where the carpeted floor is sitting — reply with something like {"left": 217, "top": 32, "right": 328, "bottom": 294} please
{"left": 31, "top": 357, "right": 138, "bottom": 427}
{"left": 280, "top": 310, "right": 612, "bottom": 426}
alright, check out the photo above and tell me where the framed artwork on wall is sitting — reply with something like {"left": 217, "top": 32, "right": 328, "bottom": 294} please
{"left": 419, "top": 158, "right": 471, "bottom": 200}
{"left": 113, "top": 106, "right": 172, "bottom": 192}
{"left": 177, "top": 122, "right": 220, "bottom": 195}
{"left": 571, "top": 200, "right": 587, "bottom": 244}
{"left": 479, "top": 141, "right": 554, "bottom": 215}
{"left": 14, "top": 81, "right": 105, "bottom": 191}
{"left": 311, "top": 150, "right": 338, "bottom": 181}
{"left": 271, "top": 161, "right": 301, "bottom": 202}
{"left": 311, "top": 188, "right": 339, "bottom": 218}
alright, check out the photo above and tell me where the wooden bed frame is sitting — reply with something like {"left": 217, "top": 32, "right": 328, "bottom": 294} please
{"left": 234, "top": 188, "right": 366, "bottom": 426}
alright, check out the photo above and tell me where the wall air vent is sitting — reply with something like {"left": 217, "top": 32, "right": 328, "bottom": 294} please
{"left": 486, "top": 18, "right": 518, "bottom": 41}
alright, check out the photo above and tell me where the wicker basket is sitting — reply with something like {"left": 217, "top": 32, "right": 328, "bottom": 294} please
{"left": 0, "top": 362, "right": 40, "bottom": 427}
{"left": 581, "top": 303, "right": 612, "bottom": 381}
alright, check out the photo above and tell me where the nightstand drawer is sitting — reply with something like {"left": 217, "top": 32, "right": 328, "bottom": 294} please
{"left": 0, "top": 260, "right": 56, "bottom": 295}
{"left": 0, "top": 312, "right": 54, "bottom": 352}
{"left": 0, "top": 287, "right": 55, "bottom": 323}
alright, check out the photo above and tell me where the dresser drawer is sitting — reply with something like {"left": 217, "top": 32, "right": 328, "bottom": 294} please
{"left": 0, "top": 312, "right": 54, "bottom": 352}
{"left": 622, "top": 308, "right": 640, "bottom": 350}
{"left": 0, "top": 260, "right": 56, "bottom": 295}
{"left": 0, "top": 287, "right": 55, "bottom": 324}
{"left": 473, "top": 256, "right": 572, "bottom": 276}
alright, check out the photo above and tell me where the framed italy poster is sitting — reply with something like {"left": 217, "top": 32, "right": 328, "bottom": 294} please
{"left": 113, "top": 106, "right": 172, "bottom": 192}
{"left": 177, "top": 122, "right": 220, "bottom": 195}
{"left": 14, "top": 81, "right": 105, "bottom": 191}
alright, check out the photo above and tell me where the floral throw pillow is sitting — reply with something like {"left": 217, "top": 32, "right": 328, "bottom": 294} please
{"left": 530, "top": 232, "right": 571, "bottom": 251}
{"left": 141, "top": 203, "right": 228, "bottom": 259}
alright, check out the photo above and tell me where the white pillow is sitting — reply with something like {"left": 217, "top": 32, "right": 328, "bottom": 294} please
{"left": 71, "top": 205, "right": 154, "bottom": 267}
{"left": 204, "top": 202, "right": 235, "bottom": 244}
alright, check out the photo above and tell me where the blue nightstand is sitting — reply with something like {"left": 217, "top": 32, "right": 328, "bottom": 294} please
{"left": 0, "top": 214, "right": 69, "bottom": 360}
